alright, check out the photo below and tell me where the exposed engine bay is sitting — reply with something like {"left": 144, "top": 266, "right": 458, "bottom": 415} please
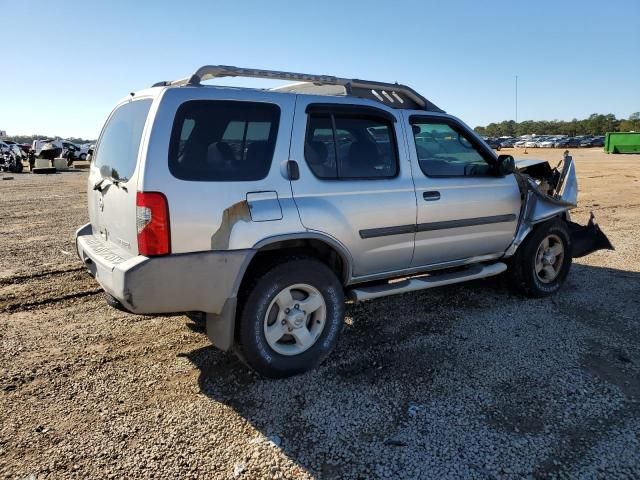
{"left": 507, "top": 151, "right": 614, "bottom": 258}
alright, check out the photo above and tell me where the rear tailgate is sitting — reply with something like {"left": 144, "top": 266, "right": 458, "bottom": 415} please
{"left": 88, "top": 98, "right": 153, "bottom": 257}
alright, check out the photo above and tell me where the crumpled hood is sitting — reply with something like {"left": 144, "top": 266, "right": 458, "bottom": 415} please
{"left": 515, "top": 158, "right": 549, "bottom": 169}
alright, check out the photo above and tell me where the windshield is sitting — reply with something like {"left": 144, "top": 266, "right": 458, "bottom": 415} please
{"left": 94, "top": 99, "right": 152, "bottom": 182}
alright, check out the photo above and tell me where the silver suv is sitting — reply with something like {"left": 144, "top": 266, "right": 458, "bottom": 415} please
{"left": 76, "top": 65, "right": 613, "bottom": 377}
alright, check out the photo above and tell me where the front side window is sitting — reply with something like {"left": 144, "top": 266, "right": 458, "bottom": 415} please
{"left": 305, "top": 109, "right": 398, "bottom": 180}
{"left": 169, "top": 101, "right": 280, "bottom": 181}
{"left": 410, "top": 119, "right": 494, "bottom": 177}
{"left": 94, "top": 99, "right": 152, "bottom": 181}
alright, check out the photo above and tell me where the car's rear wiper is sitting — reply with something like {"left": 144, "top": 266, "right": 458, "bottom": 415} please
{"left": 93, "top": 178, "right": 106, "bottom": 191}
{"left": 93, "top": 176, "right": 128, "bottom": 192}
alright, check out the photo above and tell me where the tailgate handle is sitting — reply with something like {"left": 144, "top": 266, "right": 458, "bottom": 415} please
{"left": 423, "top": 191, "right": 440, "bottom": 201}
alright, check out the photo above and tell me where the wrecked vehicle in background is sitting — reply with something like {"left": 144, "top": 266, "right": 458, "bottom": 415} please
{"left": 32, "top": 138, "right": 63, "bottom": 160}
{"left": 75, "top": 65, "right": 614, "bottom": 378}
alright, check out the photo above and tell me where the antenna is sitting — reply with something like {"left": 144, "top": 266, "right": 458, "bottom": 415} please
{"left": 515, "top": 75, "right": 518, "bottom": 124}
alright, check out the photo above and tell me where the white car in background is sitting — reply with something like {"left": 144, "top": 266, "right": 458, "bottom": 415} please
{"left": 62, "top": 141, "right": 89, "bottom": 161}
{"left": 539, "top": 139, "right": 556, "bottom": 148}
{"left": 525, "top": 139, "right": 540, "bottom": 148}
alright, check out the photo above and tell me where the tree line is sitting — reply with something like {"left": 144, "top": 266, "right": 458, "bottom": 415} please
{"left": 474, "top": 113, "right": 640, "bottom": 137}
{"left": 2, "top": 134, "right": 97, "bottom": 145}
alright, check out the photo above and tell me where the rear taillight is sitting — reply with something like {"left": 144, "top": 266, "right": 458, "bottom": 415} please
{"left": 136, "top": 192, "right": 170, "bottom": 256}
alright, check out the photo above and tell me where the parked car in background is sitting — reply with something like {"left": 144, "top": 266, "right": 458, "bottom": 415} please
{"left": 539, "top": 138, "right": 556, "bottom": 148}
{"left": 13, "top": 144, "right": 25, "bottom": 158}
{"left": 484, "top": 137, "right": 502, "bottom": 150}
{"left": 579, "top": 137, "right": 596, "bottom": 147}
{"left": 0, "top": 141, "right": 10, "bottom": 154}
{"left": 62, "top": 141, "right": 89, "bottom": 161}
{"left": 500, "top": 138, "right": 517, "bottom": 148}
{"left": 514, "top": 139, "right": 528, "bottom": 148}
{"left": 525, "top": 138, "right": 541, "bottom": 148}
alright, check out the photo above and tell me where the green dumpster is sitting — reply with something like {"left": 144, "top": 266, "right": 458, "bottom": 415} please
{"left": 605, "top": 132, "right": 640, "bottom": 154}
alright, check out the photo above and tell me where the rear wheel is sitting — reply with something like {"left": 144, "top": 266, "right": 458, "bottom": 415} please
{"left": 236, "top": 258, "right": 344, "bottom": 378}
{"left": 509, "top": 219, "right": 572, "bottom": 297}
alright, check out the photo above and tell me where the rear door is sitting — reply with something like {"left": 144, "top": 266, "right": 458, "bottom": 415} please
{"left": 88, "top": 97, "right": 153, "bottom": 257}
{"left": 406, "top": 114, "right": 521, "bottom": 267}
{"left": 289, "top": 99, "right": 417, "bottom": 278}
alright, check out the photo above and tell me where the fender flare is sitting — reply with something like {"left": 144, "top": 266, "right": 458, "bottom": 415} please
{"left": 207, "top": 231, "right": 354, "bottom": 351}
{"left": 252, "top": 231, "right": 354, "bottom": 283}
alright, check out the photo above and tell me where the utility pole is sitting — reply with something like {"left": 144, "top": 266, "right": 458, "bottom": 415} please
{"left": 515, "top": 75, "right": 518, "bottom": 124}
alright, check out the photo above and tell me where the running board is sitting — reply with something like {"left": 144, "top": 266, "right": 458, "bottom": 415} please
{"left": 348, "top": 262, "right": 507, "bottom": 302}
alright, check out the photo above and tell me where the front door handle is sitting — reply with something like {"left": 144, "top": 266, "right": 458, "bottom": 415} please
{"left": 423, "top": 191, "right": 441, "bottom": 201}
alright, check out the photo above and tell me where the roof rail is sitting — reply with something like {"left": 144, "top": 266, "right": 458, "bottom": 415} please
{"left": 152, "top": 65, "right": 444, "bottom": 113}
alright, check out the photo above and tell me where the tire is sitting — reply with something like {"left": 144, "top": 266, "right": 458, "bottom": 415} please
{"left": 508, "top": 218, "right": 572, "bottom": 297}
{"left": 104, "top": 292, "right": 130, "bottom": 312}
{"left": 236, "top": 257, "right": 345, "bottom": 378}
{"left": 79, "top": 153, "right": 87, "bottom": 161}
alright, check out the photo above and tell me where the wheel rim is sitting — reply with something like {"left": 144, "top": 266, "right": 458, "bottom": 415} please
{"left": 535, "top": 234, "right": 565, "bottom": 283}
{"left": 263, "top": 283, "right": 327, "bottom": 356}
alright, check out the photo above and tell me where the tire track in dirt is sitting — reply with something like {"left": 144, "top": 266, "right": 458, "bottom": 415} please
{"left": 0, "top": 266, "right": 85, "bottom": 286}
{"left": 0, "top": 269, "right": 101, "bottom": 312}
{"left": 2, "top": 288, "right": 103, "bottom": 313}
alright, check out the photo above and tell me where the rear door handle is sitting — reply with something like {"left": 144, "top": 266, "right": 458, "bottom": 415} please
{"left": 423, "top": 191, "right": 440, "bottom": 201}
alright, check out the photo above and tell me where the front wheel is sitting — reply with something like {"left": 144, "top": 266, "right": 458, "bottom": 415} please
{"left": 508, "top": 218, "right": 572, "bottom": 297}
{"left": 236, "top": 258, "right": 345, "bottom": 378}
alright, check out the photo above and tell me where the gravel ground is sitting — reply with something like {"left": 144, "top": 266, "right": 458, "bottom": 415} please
{"left": 1, "top": 149, "right": 639, "bottom": 479}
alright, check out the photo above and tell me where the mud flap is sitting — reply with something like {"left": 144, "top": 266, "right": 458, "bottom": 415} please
{"left": 568, "top": 213, "right": 614, "bottom": 258}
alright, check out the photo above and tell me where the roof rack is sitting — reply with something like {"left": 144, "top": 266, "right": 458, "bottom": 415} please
{"left": 152, "top": 65, "right": 444, "bottom": 113}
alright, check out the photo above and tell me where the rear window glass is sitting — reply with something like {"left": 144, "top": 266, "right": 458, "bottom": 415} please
{"left": 169, "top": 101, "right": 280, "bottom": 181}
{"left": 305, "top": 112, "right": 398, "bottom": 179}
{"left": 94, "top": 99, "right": 152, "bottom": 181}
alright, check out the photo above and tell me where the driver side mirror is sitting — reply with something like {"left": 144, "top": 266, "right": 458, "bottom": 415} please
{"left": 496, "top": 154, "right": 516, "bottom": 176}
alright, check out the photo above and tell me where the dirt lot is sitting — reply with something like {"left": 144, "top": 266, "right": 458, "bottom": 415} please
{"left": 1, "top": 149, "right": 639, "bottom": 479}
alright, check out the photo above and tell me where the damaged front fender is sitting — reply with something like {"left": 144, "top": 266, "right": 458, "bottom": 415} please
{"left": 506, "top": 153, "right": 613, "bottom": 258}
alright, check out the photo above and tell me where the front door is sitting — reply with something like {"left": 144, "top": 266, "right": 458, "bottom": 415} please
{"left": 406, "top": 114, "right": 521, "bottom": 267}
{"left": 289, "top": 99, "right": 417, "bottom": 278}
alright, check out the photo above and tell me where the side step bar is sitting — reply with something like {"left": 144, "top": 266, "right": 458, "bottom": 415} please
{"left": 348, "top": 262, "right": 507, "bottom": 302}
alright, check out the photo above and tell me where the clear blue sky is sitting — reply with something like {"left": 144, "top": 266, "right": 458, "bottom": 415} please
{"left": 1, "top": 0, "right": 638, "bottom": 139}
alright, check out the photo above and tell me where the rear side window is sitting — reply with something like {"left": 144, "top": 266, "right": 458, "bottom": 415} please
{"left": 94, "top": 99, "right": 152, "bottom": 181}
{"left": 169, "top": 101, "right": 280, "bottom": 181}
{"left": 305, "top": 110, "right": 398, "bottom": 179}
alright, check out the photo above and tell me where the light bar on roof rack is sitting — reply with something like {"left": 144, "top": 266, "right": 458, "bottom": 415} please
{"left": 152, "top": 65, "right": 444, "bottom": 113}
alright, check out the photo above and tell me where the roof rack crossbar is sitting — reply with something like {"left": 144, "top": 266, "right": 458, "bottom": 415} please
{"left": 152, "top": 65, "right": 444, "bottom": 113}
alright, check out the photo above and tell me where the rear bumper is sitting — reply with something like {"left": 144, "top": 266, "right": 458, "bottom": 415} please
{"left": 75, "top": 223, "right": 252, "bottom": 316}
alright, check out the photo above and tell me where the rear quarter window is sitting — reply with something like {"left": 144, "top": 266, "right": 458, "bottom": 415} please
{"left": 169, "top": 100, "right": 280, "bottom": 182}
{"left": 94, "top": 99, "right": 152, "bottom": 181}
